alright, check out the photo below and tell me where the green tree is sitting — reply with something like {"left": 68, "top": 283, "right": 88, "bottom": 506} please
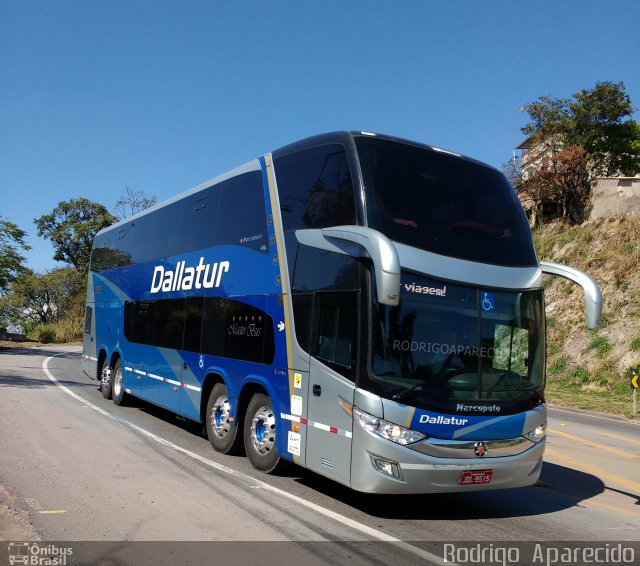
{"left": 521, "top": 95, "right": 572, "bottom": 140}
{"left": 0, "top": 217, "right": 31, "bottom": 294}
{"left": 113, "top": 186, "right": 157, "bottom": 220}
{"left": 34, "top": 198, "right": 117, "bottom": 272}
{"left": 0, "top": 268, "right": 82, "bottom": 327}
{"left": 0, "top": 267, "right": 85, "bottom": 341}
{"left": 521, "top": 81, "right": 640, "bottom": 177}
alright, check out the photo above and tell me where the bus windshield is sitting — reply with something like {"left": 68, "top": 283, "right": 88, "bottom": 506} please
{"left": 370, "top": 273, "right": 545, "bottom": 408}
{"left": 356, "top": 136, "right": 537, "bottom": 267}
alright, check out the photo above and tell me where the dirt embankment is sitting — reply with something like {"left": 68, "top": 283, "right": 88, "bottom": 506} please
{"left": 535, "top": 217, "right": 640, "bottom": 392}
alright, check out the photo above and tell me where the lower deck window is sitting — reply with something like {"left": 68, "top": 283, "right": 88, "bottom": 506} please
{"left": 124, "top": 296, "right": 275, "bottom": 364}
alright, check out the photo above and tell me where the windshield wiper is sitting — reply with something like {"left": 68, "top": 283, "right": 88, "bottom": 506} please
{"left": 392, "top": 381, "right": 426, "bottom": 403}
{"left": 531, "top": 389, "right": 545, "bottom": 404}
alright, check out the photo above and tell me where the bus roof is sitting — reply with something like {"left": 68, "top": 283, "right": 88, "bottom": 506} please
{"left": 96, "top": 131, "right": 496, "bottom": 239}
{"left": 272, "top": 131, "right": 492, "bottom": 170}
{"left": 95, "top": 158, "right": 261, "bottom": 239}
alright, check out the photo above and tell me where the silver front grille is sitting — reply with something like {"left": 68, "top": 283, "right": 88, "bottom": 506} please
{"left": 411, "top": 436, "right": 536, "bottom": 459}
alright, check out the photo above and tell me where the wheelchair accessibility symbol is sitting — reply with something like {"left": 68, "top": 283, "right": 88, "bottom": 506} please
{"left": 199, "top": 355, "right": 204, "bottom": 369}
{"left": 481, "top": 291, "right": 495, "bottom": 312}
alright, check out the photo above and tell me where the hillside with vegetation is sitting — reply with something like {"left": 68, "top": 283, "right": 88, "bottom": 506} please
{"left": 535, "top": 216, "right": 639, "bottom": 418}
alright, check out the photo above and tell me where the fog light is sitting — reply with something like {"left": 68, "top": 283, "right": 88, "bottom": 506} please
{"left": 524, "top": 422, "right": 547, "bottom": 443}
{"left": 370, "top": 454, "right": 403, "bottom": 480}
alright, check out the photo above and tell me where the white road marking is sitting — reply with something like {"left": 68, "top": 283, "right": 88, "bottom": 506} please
{"left": 42, "top": 355, "right": 452, "bottom": 565}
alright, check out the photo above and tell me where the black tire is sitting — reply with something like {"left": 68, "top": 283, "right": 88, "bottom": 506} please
{"left": 99, "top": 358, "right": 112, "bottom": 400}
{"left": 205, "top": 383, "right": 243, "bottom": 455}
{"left": 243, "top": 393, "right": 289, "bottom": 474}
{"left": 112, "top": 359, "right": 130, "bottom": 406}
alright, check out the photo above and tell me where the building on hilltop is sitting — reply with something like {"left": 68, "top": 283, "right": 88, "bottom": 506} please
{"left": 513, "top": 137, "right": 640, "bottom": 223}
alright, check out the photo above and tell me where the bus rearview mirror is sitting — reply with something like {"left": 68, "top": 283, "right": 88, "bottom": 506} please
{"left": 540, "top": 261, "right": 603, "bottom": 329}
{"left": 295, "top": 226, "right": 401, "bottom": 306}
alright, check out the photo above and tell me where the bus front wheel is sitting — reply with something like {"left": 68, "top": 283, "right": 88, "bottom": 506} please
{"left": 243, "top": 393, "right": 288, "bottom": 474}
{"left": 205, "top": 383, "right": 243, "bottom": 455}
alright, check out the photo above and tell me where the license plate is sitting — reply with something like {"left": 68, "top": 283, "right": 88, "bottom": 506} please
{"left": 458, "top": 469, "right": 493, "bottom": 485}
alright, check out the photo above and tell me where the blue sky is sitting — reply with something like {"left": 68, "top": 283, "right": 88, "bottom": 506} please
{"left": 1, "top": 1, "right": 639, "bottom": 271}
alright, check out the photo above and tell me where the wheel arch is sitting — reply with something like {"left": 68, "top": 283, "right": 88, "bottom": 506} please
{"left": 200, "top": 372, "right": 226, "bottom": 423}
{"left": 97, "top": 348, "right": 108, "bottom": 379}
{"left": 237, "top": 380, "right": 270, "bottom": 430}
{"left": 109, "top": 349, "right": 122, "bottom": 369}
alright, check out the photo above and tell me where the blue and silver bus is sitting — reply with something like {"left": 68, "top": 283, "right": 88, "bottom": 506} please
{"left": 83, "top": 132, "right": 601, "bottom": 493}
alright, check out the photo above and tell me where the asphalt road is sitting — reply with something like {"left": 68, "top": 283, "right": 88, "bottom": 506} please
{"left": 1, "top": 345, "right": 639, "bottom": 565}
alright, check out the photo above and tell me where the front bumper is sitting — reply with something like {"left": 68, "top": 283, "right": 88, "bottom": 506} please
{"left": 349, "top": 425, "right": 545, "bottom": 494}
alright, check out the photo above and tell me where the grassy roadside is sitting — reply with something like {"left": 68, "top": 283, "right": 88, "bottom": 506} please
{"left": 0, "top": 340, "right": 82, "bottom": 349}
{"left": 545, "top": 380, "right": 637, "bottom": 419}
{"left": 0, "top": 340, "right": 39, "bottom": 348}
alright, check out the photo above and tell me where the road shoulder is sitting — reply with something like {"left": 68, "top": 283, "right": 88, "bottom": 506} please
{"left": 0, "top": 483, "right": 40, "bottom": 542}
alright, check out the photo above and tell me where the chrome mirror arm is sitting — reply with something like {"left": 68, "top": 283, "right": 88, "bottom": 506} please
{"left": 540, "top": 261, "right": 602, "bottom": 329}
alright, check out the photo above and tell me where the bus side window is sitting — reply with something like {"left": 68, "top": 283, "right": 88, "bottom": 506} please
{"left": 274, "top": 144, "right": 357, "bottom": 232}
{"left": 178, "top": 190, "right": 220, "bottom": 256}
{"left": 313, "top": 291, "right": 359, "bottom": 381}
{"left": 91, "top": 228, "right": 133, "bottom": 272}
{"left": 183, "top": 296, "right": 204, "bottom": 352}
{"left": 292, "top": 245, "right": 361, "bottom": 292}
{"left": 125, "top": 301, "right": 156, "bottom": 345}
{"left": 289, "top": 244, "right": 361, "bottom": 358}
{"left": 201, "top": 297, "right": 275, "bottom": 364}
{"left": 84, "top": 307, "right": 93, "bottom": 334}
{"left": 214, "top": 171, "right": 269, "bottom": 253}
{"left": 130, "top": 199, "right": 185, "bottom": 264}
{"left": 154, "top": 299, "right": 186, "bottom": 350}
{"left": 291, "top": 294, "right": 313, "bottom": 353}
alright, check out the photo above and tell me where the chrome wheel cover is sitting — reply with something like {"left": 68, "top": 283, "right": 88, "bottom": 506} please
{"left": 210, "top": 395, "right": 232, "bottom": 439}
{"left": 249, "top": 405, "right": 276, "bottom": 455}
{"left": 113, "top": 366, "right": 123, "bottom": 397}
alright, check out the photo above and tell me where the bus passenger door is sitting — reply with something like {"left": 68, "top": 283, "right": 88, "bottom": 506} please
{"left": 305, "top": 291, "right": 358, "bottom": 486}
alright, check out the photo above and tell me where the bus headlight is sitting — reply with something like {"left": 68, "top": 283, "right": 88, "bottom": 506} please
{"left": 352, "top": 406, "right": 426, "bottom": 445}
{"left": 524, "top": 422, "right": 546, "bottom": 443}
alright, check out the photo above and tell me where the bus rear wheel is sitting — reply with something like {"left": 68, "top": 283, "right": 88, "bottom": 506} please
{"left": 100, "top": 359, "right": 112, "bottom": 400}
{"left": 205, "top": 383, "right": 243, "bottom": 455}
{"left": 243, "top": 393, "right": 288, "bottom": 473}
{"left": 112, "top": 359, "right": 130, "bottom": 406}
